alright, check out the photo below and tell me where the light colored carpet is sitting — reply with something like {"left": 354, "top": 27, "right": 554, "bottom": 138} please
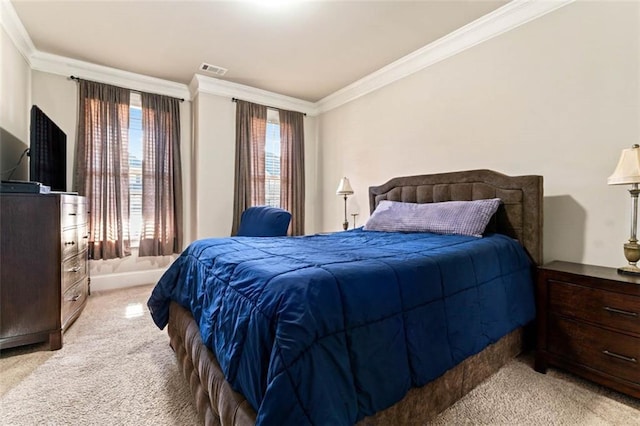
{"left": 433, "top": 355, "right": 640, "bottom": 425}
{"left": 1, "top": 284, "right": 638, "bottom": 425}
{"left": 0, "top": 285, "right": 199, "bottom": 425}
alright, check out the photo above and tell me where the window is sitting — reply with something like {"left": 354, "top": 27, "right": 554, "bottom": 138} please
{"left": 265, "top": 108, "right": 281, "bottom": 207}
{"left": 77, "top": 79, "right": 182, "bottom": 259}
{"left": 128, "top": 93, "right": 143, "bottom": 247}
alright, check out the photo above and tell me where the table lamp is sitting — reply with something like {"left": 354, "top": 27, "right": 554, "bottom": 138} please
{"left": 608, "top": 144, "right": 640, "bottom": 275}
{"left": 336, "top": 177, "right": 354, "bottom": 231}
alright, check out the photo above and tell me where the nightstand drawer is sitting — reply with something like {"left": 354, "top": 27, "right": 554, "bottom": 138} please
{"left": 549, "top": 280, "right": 640, "bottom": 335}
{"left": 548, "top": 316, "right": 640, "bottom": 384}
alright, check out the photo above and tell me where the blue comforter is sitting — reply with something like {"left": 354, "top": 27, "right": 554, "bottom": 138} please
{"left": 148, "top": 230, "right": 535, "bottom": 425}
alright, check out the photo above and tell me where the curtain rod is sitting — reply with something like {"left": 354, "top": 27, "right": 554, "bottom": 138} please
{"left": 231, "top": 97, "right": 306, "bottom": 116}
{"left": 69, "top": 76, "right": 184, "bottom": 102}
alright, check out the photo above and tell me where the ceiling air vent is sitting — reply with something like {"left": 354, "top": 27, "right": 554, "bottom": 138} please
{"left": 199, "top": 63, "right": 228, "bottom": 76}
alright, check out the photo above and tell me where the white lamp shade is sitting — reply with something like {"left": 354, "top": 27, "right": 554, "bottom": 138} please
{"left": 609, "top": 145, "right": 640, "bottom": 185}
{"left": 336, "top": 177, "right": 354, "bottom": 195}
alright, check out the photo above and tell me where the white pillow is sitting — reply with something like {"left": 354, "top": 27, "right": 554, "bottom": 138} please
{"left": 363, "top": 198, "right": 501, "bottom": 237}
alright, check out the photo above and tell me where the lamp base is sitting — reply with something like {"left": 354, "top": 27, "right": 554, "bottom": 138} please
{"left": 342, "top": 221, "right": 349, "bottom": 231}
{"left": 617, "top": 265, "right": 640, "bottom": 276}
{"left": 621, "top": 240, "right": 640, "bottom": 276}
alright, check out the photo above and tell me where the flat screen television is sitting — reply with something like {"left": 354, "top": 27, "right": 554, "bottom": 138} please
{"left": 29, "top": 105, "right": 66, "bottom": 191}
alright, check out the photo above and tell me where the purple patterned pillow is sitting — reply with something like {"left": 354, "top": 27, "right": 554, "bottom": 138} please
{"left": 363, "top": 198, "right": 501, "bottom": 237}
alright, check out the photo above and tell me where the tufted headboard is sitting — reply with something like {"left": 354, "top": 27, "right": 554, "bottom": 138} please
{"left": 368, "top": 169, "right": 543, "bottom": 265}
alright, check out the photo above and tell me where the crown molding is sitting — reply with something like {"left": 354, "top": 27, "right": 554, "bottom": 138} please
{"left": 30, "top": 51, "right": 192, "bottom": 101}
{"left": 191, "top": 74, "right": 318, "bottom": 116}
{"left": 0, "top": 0, "right": 36, "bottom": 63}
{"left": 316, "top": 0, "right": 575, "bottom": 114}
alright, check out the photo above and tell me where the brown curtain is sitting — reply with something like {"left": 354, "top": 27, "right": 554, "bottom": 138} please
{"left": 231, "top": 100, "right": 267, "bottom": 235}
{"left": 75, "top": 80, "right": 131, "bottom": 260}
{"left": 138, "top": 93, "right": 183, "bottom": 256}
{"left": 279, "top": 109, "right": 305, "bottom": 235}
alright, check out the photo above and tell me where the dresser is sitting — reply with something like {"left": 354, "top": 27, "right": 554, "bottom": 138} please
{"left": 535, "top": 261, "right": 640, "bottom": 398}
{"left": 0, "top": 193, "right": 89, "bottom": 350}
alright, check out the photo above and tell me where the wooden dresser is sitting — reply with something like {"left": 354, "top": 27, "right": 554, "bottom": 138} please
{"left": 0, "top": 193, "right": 89, "bottom": 350}
{"left": 535, "top": 261, "right": 640, "bottom": 398}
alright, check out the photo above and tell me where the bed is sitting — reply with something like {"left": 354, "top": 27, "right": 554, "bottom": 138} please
{"left": 148, "top": 169, "right": 543, "bottom": 426}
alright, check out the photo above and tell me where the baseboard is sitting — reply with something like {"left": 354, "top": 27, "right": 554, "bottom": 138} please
{"left": 90, "top": 268, "right": 166, "bottom": 292}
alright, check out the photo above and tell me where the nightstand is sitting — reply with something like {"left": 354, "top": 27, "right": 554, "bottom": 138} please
{"left": 535, "top": 261, "right": 640, "bottom": 398}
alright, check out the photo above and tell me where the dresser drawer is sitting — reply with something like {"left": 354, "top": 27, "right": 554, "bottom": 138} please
{"left": 61, "top": 227, "right": 79, "bottom": 260}
{"left": 62, "top": 252, "right": 88, "bottom": 292}
{"left": 77, "top": 224, "right": 89, "bottom": 253}
{"left": 549, "top": 280, "right": 640, "bottom": 335}
{"left": 62, "top": 280, "right": 87, "bottom": 328}
{"left": 75, "top": 202, "right": 87, "bottom": 226}
{"left": 61, "top": 202, "right": 80, "bottom": 228}
{"left": 548, "top": 316, "right": 640, "bottom": 385}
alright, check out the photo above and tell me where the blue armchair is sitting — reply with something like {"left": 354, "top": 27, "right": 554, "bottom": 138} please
{"left": 237, "top": 206, "right": 291, "bottom": 237}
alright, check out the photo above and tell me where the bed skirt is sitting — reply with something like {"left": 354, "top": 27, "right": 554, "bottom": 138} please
{"left": 167, "top": 301, "right": 526, "bottom": 426}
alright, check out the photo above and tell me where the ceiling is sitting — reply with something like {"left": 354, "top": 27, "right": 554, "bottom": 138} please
{"left": 11, "top": 0, "right": 508, "bottom": 102}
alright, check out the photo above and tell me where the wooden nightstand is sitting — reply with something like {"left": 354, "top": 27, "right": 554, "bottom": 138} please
{"left": 535, "top": 261, "right": 640, "bottom": 398}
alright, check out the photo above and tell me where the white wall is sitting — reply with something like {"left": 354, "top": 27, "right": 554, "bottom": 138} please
{"left": 0, "top": 26, "right": 31, "bottom": 180}
{"left": 193, "top": 92, "right": 236, "bottom": 238}
{"left": 318, "top": 1, "right": 640, "bottom": 268}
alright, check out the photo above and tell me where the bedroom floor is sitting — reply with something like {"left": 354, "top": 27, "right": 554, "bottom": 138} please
{"left": 1, "top": 284, "right": 639, "bottom": 425}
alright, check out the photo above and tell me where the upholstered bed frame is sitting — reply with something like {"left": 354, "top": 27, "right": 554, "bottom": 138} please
{"left": 166, "top": 169, "right": 543, "bottom": 425}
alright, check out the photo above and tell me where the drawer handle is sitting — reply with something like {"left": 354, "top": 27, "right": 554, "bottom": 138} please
{"left": 68, "top": 212, "right": 77, "bottom": 216}
{"left": 603, "top": 306, "right": 638, "bottom": 317}
{"left": 64, "top": 241, "right": 76, "bottom": 246}
{"left": 69, "top": 266, "right": 81, "bottom": 273}
{"left": 70, "top": 294, "right": 81, "bottom": 302}
{"left": 602, "top": 350, "right": 637, "bottom": 363}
